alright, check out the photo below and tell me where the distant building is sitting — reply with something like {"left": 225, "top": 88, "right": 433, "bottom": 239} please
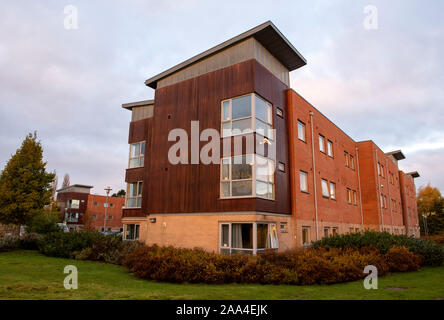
{"left": 56, "top": 184, "right": 125, "bottom": 232}
{"left": 121, "top": 21, "right": 420, "bottom": 253}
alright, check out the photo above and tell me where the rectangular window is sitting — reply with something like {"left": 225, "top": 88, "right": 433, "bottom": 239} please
{"left": 380, "top": 164, "right": 385, "bottom": 177}
{"left": 347, "top": 188, "right": 352, "bottom": 204}
{"left": 276, "top": 108, "right": 283, "bottom": 118}
{"left": 377, "top": 162, "right": 381, "bottom": 175}
{"left": 324, "top": 227, "right": 329, "bottom": 238}
{"left": 297, "top": 121, "right": 306, "bottom": 142}
{"left": 126, "top": 181, "right": 142, "bottom": 208}
{"left": 278, "top": 162, "right": 285, "bottom": 172}
{"left": 129, "top": 141, "right": 146, "bottom": 168}
{"left": 327, "top": 140, "right": 333, "bottom": 157}
{"left": 344, "top": 151, "right": 349, "bottom": 167}
{"left": 124, "top": 224, "right": 139, "bottom": 240}
{"left": 300, "top": 171, "right": 308, "bottom": 192}
{"left": 220, "top": 155, "right": 274, "bottom": 200}
{"left": 350, "top": 154, "right": 354, "bottom": 169}
{"left": 280, "top": 222, "right": 288, "bottom": 233}
{"left": 332, "top": 227, "right": 338, "bottom": 236}
{"left": 221, "top": 93, "right": 273, "bottom": 139}
{"left": 352, "top": 190, "right": 357, "bottom": 205}
{"left": 380, "top": 194, "right": 384, "bottom": 208}
{"left": 321, "top": 179, "right": 329, "bottom": 198}
{"left": 330, "top": 182, "right": 336, "bottom": 199}
{"left": 302, "top": 226, "right": 310, "bottom": 246}
{"left": 319, "top": 135, "right": 325, "bottom": 153}
{"left": 67, "top": 199, "right": 80, "bottom": 209}
{"left": 219, "top": 222, "right": 278, "bottom": 254}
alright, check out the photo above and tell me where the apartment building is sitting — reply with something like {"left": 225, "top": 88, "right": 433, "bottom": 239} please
{"left": 56, "top": 184, "right": 125, "bottom": 232}
{"left": 122, "top": 21, "right": 420, "bottom": 252}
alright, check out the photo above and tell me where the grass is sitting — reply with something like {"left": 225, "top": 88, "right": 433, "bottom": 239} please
{"left": 0, "top": 250, "right": 443, "bottom": 300}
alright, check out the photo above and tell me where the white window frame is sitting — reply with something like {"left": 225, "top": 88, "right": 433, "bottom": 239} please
{"left": 220, "top": 154, "right": 275, "bottom": 200}
{"left": 126, "top": 181, "right": 143, "bottom": 208}
{"left": 221, "top": 93, "right": 274, "bottom": 140}
{"left": 124, "top": 223, "right": 140, "bottom": 241}
{"left": 297, "top": 120, "right": 306, "bottom": 142}
{"left": 330, "top": 181, "right": 336, "bottom": 199}
{"left": 67, "top": 199, "right": 80, "bottom": 209}
{"left": 321, "top": 178, "right": 329, "bottom": 198}
{"left": 128, "top": 141, "right": 146, "bottom": 169}
{"left": 300, "top": 170, "right": 308, "bottom": 192}
{"left": 218, "top": 222, "right": 278, "bottom": 255}
{"left": 319, "top": 135, "right": 325, "bottom": 153}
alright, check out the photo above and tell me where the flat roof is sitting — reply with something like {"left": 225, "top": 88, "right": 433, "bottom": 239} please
{"left": 122, "top": 99, "right": 154, "bottom": 110}
{"left": 56, "top": 184, "right": 93, "bottom": 192}
{"left": 385, "top": 150, "right": 406, "bottom": 160}
{"left": 407, "top": 171, "right": 420, "bottom": 178}
{"left": 145, "top": 21, "right": 307, "bottom": 89}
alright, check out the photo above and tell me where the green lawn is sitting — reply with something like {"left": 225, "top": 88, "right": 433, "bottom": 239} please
{"left": 0, "top": 250, "right": 443, "bottom": 300}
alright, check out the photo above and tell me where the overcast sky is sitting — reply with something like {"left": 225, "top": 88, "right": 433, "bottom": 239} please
{"left": 0, "top": 0, "right": 443, "bottom": 195}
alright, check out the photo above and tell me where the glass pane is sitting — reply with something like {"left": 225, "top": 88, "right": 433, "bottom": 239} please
{"left": 231, "top": 223, "right": 253, "bottom": 249}
{"left": 257, "top": 224, "right": 268, "bottom": 249}
{"left": 232, "top": 95, "right": 251, "bottom": 119}
{"left": 232, "top": 180, "right": 252, "bottom": 196}
{"left": 221, "top": 159, "right": 229, "bottom": 181}
{"left": 135, "top": 225, "right": 140, "bottom": 239}
{"left": 256, "top": 180, "right": 268, "bottom": 198}
{"left": 255, "top": 95, "right": 267, "bottom": 122}
{"left": 137, "top": 197, "right": 142, "bottom": 208}
{"left": 222, "top": 101, "right": 230, "bottom": 120}
{"left": 232, "top": 118, "right": 252, "bottom": 135}
{"left": 132, "top": 143, "right": 140, "bottom": 157}
{"left": 222, "top": 122, "right": 231, "bottom": 137}
{"left": 139, "top": 156, "right": 144, "bottom": 167}
{"left": 232, "top": 156, "right": 252, "bottom": 180}
{"left": 255, "top": 156, "right": 268, "bottom": 182}
{"left": 268, "top": 183, "right": 275, "bottom": 199}
{"left": 268, "top": 161, "right": 275, "bottom": 183}
{"left": 127, "top": 198, "right": 137, "bottom": 208}
{"left": 137, "top": 182, "right": 143, "bottom": 196}
{"left": 300, "top": 172, "right": 307, "bottom": 191}
{"left": 255, "top": 119, "right": 267, "bottom": 137}
{"left": 141, "top": 142, "right": 146, "bottom": 155}
{"left": 298, "top": 122, "right": 305, "bottom": 141}
{"left": 269, "top": 224, "right": 278, "bottom": 248}
{"left": 319, "top": 136, "right": 325, "bottom": 152}
{"left": 221, "top": 224, "right": 229, "bottom": 247}
{"left": 129, "top": 183, "right": 137, "bottom": 197}
{"left": 330, "top": 182, "right": 336, "bottom": 199}
{"left": 221, "top": 182, "right": 230, "bottom": 197}
{"left": 321, "top": 180, "right": 329, "bottom": 197}
{"left": 267, "top": 124, "right": 274, "bottom": 140}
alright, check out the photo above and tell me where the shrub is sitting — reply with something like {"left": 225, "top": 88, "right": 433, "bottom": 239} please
{"left": 25, "top": 211, "right": 61, "bottom": 235}
{"left": 19, "top": 233, "right": 43, "bottom": 250}
{"left": 0, "top": 235, "right": 20, "bottom": 252}
{"left": 75, "top": 236, "right": 143, "bottom": 265}
{"left": 385, "top": 246, "right": 422, "bottom": 272}
{"left": 312, "top": 230, "right": 444, "bottom": 266}
{"left": 38, "top": 231, "right": 103, "bottom": 258}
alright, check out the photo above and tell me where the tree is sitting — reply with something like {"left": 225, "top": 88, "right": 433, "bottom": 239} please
{"left": 112, "top": 189, "right": 126, "bottom": 198}
{"left": 417, "top": 184, "right": 444, "bottom": 235}
{"left": 62, "top": 173, "right": 70, "bottom": 189}
{"left": 0, "top": 132, "right": 55, "bottom": 232}
{"left": 81, "top": 210, "right": 97, "bottom": 232}
{"left": 26, "top": 203, "right": 61, "bottom": 234}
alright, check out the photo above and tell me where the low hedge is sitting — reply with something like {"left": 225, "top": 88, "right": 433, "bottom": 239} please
{"left": 0, "top": 233, "right": 42, "bottom": 252}
{"left": 123, "top": 244, "right": 422, "bottom": 285}
{"left": 38, "top": 231, "right": 105, "bottom": 258}
{"left": 312, "top": 230, "right": 444, "bottom": 266}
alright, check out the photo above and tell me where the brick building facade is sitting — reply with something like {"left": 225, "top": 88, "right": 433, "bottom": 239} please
{"left": 121, "top": 21, "right": 420, "bottom": 252}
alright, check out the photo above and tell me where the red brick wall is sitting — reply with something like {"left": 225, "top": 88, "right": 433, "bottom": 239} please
{"left": 86, "top": 194, "right": 124, "bottom": 231}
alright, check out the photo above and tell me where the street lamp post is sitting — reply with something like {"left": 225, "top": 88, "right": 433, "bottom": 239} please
{"left": 103, "top": 186, "right": 112, "bottom": 233}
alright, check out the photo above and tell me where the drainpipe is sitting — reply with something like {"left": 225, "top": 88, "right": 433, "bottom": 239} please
{"left": 386, "top": 158, "right": 394, "bottom": 233}
{"left": 375, "top": 149, "right": 384, "bottom": 231}
{"left": 309, "top": 111, "right": 319, "bottom": 241}
{"left": 355, "top": 147, "right": 364, "bottom": 230}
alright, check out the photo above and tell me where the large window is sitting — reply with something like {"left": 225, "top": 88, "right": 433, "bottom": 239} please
{"left": 67, "top": 199, "right": 80, "bottom": 209}
{"left": 219, "top": 222, "right": 278, "bottom": 254}
{"left": 124, "top": 224, "right": 139, "bottom": 241}
{"left": 300, "top": 171, "right": 308, "bottom": 192}
{"left": 297, "top": 120, "right": 306, "bottom": 141}
{"left": 220, "top": 154, "right": 275, "bottom": 200}
{"left": 129, "top": 141, "right": 146, "bottom": 168}
{"left": 126, "top": 181, "right": 142, "bottom": 208}
{"left": 221, "top": 93, "right": 273, "bottom": 139}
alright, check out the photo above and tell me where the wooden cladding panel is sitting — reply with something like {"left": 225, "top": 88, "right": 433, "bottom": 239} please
{"left": 146, "top": 59, "right": 290, "bottom": 215}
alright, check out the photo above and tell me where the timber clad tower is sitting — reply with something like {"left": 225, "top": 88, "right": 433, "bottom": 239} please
{"left": 122, "top": 21, "right": 420, "bottom": 252}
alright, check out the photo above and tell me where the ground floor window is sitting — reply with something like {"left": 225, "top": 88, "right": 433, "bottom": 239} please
{"left": 302, "top": 226, "right": 310, "bottom": 246}
{"left": 219, "top": 222, "right": 278, "bottom": 254}
{"left": 124, "top": 224, "right": 140, "bottom": 240}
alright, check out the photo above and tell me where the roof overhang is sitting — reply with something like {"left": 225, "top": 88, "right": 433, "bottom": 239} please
{"left": 385, "top": 150, "right": 406, "bottom": 160}
{"left": 56, "top": 184, "right": 94, "bottom": 192}
{"left": 406, "top": 171, "right": 420, "bottom": 178}
{"left": 122, "top": 99, "right": 155, "bottom": 111}
{"left": 145, "top": 21, "right": 307, "bottom": 89}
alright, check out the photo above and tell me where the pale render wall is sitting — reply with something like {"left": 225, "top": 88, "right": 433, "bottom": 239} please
{"left": 138, "top": 213, "right": 295, "bottom": 253}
